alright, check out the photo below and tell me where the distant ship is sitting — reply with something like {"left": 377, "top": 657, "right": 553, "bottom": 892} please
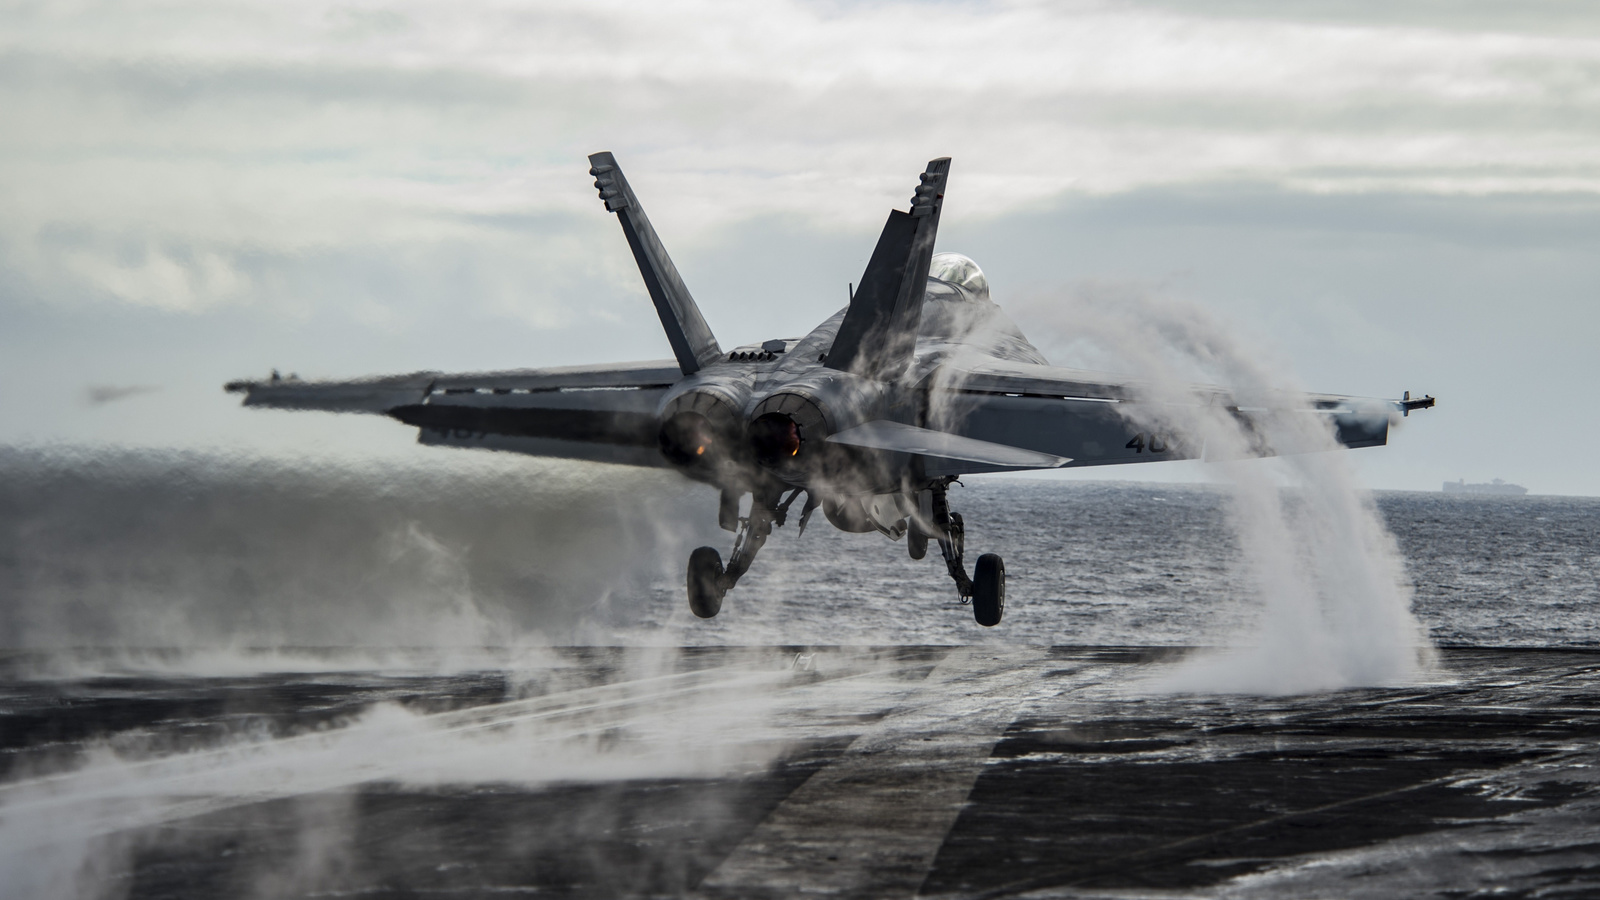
{"left": 1443, "top": 478, "right": 1528, "bottom": 496}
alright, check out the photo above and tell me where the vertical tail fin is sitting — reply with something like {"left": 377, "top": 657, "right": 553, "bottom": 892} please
{"left": 825, "top": 157, "right": 951, "bottom": 381}
{"left": 588, "top": 152, "right": 722, "bottom": 376}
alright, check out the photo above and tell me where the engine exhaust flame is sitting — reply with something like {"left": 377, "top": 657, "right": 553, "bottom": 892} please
{"left": 750, "top": 413, "right": 802, "bottom": 465}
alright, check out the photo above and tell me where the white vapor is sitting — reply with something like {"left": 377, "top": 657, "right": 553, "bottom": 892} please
{"left": 1012, "top": 281, "right": 1433, "bottom": 693}
{"left": 0, "top": 650, "right": 929, "bottom": 899}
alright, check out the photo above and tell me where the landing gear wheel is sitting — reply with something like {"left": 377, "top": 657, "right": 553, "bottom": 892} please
{"left": 687, "top": 546, "right": 726, "bottom": 618}
{"left": 907, "top": 530, "right": 928, "bottom": 561}
{"left": 973, "top": 553, "right": 1005, "bottom": 627}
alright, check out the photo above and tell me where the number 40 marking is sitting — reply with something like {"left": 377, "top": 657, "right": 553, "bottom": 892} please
{"left": 1125, "top": 433, "right": 1169, "bottom": 453}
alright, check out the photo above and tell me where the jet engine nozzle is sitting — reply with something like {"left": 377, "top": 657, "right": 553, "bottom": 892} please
{"left": 659, "top": 411, "right": 722, "bottom": 467}
{"left": 746, "top": 369, "right": 895, "bottom": 487}
{"left": 745, "top": 390, "right": 835, "bottom": 483}
{"left": 749, "top": 413, "right": 803, "bottom": 466}
{"left": 657, "top": 388, "right": 747, "bottom": 483}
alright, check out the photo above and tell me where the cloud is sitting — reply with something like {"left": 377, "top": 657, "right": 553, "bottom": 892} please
{"left": 3, "top": 0, "right": 1599, "bottom": 318}
{"left": 2, "top": 0, "right": 1597, "bottom": 491}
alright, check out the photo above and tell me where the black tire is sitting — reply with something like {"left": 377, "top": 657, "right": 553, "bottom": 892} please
{"left": 687, "top": 546, "right": 726, "bottom": 618}
{"left": 907, "top": 530, "right": 928, "bottom": 561}
{"left": 973, "top": 553, "right": 1005, "bottom": 627}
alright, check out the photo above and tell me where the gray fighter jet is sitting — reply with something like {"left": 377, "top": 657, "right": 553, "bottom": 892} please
{"left": 227, "top": 154, "right": 1435, "bottom": 626}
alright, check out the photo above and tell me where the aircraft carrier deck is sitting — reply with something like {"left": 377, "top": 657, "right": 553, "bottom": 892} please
{"left": 5, "top": 645, "right": 1600, "bottom": 898}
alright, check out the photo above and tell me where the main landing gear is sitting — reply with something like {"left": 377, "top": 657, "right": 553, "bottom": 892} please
{"left": 928, "top": 479, "right": 1005, "bottom": 627}
{"left": 686, "top": 485, "right": 811, "bottom": 619}
{"left": 972, "top": 553, "right": 1005, "bottom": 627}
{"left": 685, "top": 479, "right": 1003, "bottom": 627}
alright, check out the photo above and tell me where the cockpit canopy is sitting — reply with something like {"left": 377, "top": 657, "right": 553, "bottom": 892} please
{"left": 918, "top": 251, "right": 1047, "bottom": 363}
{"left": 928, "top": 252, "right": 990, "bottom": 303}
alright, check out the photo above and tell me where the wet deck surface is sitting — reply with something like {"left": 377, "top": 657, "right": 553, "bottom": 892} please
{"left": 5, "top": 646, "right": 1600, "bottom": 898}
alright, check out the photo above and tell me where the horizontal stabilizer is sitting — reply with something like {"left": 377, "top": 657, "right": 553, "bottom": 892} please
{"left": 827, "top": 420, "right": 1070, "bottom": 470}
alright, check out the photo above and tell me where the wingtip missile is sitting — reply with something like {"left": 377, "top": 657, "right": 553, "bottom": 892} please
{"left": 1400, "top": 391, "right": 1436, "bottom": 416}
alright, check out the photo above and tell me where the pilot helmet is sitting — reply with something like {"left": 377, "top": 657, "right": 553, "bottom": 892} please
{"left": 928, "top": 252, "right": 990, "bottom": 302}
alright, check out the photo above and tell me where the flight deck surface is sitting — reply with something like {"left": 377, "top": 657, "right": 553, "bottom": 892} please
{"left": 4, "top": 646, "right": 1599, "bottom": 898}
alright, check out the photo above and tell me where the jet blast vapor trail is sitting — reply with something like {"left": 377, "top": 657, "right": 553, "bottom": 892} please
{"left": 0, "top": 649, "right": 936, "bottom": 875}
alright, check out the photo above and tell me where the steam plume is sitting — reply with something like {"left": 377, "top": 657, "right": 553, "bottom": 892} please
{"left": 1010, "top": 281, "right": 1433, "bottom": 693}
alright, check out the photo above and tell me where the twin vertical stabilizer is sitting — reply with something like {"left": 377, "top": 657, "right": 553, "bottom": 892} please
{"left": 589, "top": 152, "right": 723, "bottom": 376}
{"left": 825, "top": 158, "right": 951, "bottom": 381}
{"left": 588, "top": 151, "right": 950, "bottom": 383}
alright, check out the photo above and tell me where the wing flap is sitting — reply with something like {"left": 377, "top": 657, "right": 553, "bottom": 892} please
{"left": 429, "top": 360, "right": 681, "bottom": 392}
{"left": 393, "top": 404, "right": 659, "bottom": 447}
{"left": 945, "top": 360, "right": 1167, "bottom": 402}
{"left": 416, "top": 430, "right": 668, "bottom": 468}
{"left": 400, "top": 384, "right": 669, "bottom": 467}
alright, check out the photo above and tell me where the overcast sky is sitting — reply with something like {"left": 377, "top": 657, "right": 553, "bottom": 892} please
{"left": 3, "top": 0, "right": 1598, "bottom": 493}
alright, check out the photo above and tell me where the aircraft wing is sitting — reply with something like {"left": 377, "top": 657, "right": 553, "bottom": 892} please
{"left": 920, "top": 359, "right": 1405, "bottom": 477}
{"left": 225, "top": 360, "right": 682, "bottom": 468}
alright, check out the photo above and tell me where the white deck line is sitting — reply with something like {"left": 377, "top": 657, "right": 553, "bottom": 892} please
{"left": 698, "top": 647, "right": 1060, "bottom": 898}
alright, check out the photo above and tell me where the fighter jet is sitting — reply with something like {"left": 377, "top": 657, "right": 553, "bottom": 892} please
{"left": 226, "top": 153, "right": 1434, "bottom": 626}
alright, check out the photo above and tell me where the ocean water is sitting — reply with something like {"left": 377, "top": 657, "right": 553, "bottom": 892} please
{"left": 1, "top": 447, "right": 1594, "bottom": 658}
{"left": 3, "top": 449, "right": 1598, "bottom": 898}
{"left": 665, "top": 479, "right": 1600, "bottom": 649}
